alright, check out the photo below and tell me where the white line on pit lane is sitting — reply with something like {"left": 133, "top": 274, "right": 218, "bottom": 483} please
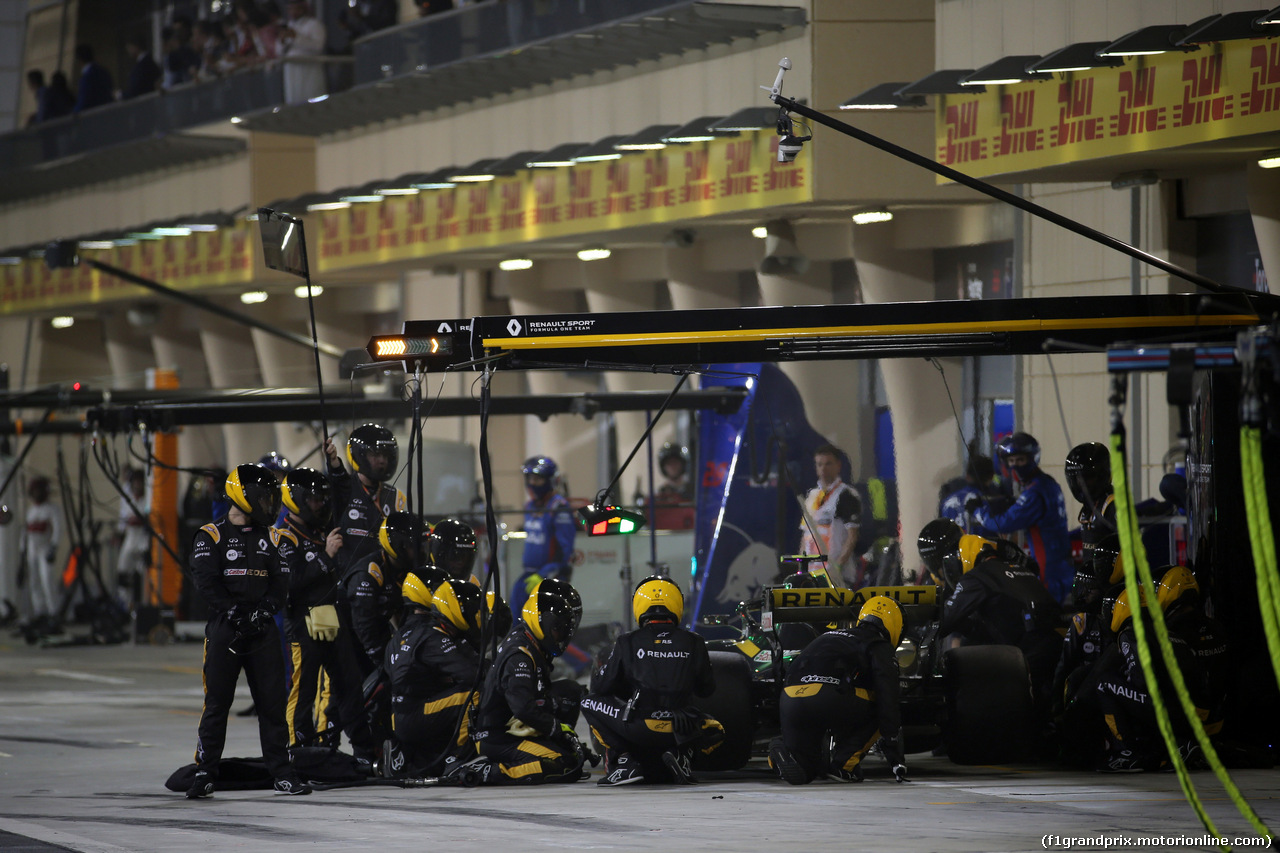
{"left": 34, "top": 669, "right": 135, "bottom": 685}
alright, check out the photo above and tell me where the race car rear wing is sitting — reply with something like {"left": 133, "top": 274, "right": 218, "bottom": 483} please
{"left": 760, "top": 585, "right": 938, "bottom": 631}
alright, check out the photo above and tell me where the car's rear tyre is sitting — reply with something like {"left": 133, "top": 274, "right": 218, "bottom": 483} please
{"left": 943, "top": 644, "right": 1034, "bottom": 765}
{"left": 691, "top": 650, "right": 755, "bottom": 770}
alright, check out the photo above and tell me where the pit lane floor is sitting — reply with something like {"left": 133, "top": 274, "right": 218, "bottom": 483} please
{"left": 1, "top": 637, "right": 1276, "bottom": 853}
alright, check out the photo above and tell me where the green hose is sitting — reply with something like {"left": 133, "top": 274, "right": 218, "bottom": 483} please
{"left": 1242, "top": 426, "right": 1280, "bottom": 692}
{"left": 1110, "top": 428, "right": 1271, "bottom": 849}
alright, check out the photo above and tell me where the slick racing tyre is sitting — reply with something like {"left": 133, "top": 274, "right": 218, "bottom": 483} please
{"left": 943, "top": 644, "right": 1034, "bottom": 765}
{"left": 690, "top": 650, "right": 754, "bottom": 771}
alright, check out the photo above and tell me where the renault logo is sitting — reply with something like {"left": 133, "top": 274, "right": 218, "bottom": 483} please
{"left": 507, "top": 319, "right": 523, "bottom": 336}
{"left": 437, "top": 322, "right": 452, "bottom": 333}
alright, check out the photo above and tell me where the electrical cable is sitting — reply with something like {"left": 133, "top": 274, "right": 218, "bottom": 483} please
{"left": 1109, "top": 377, "right": 1271, "bottom": 847}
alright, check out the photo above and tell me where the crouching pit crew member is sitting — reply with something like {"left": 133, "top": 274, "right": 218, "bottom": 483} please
{"left": 473, "top": 578, "right": 588, "bottom": 784}
{"left": 185, "top": 464, "right": 310, "bottom": 798}
{"left": 385, "top": 574, "right": 483, "bottom": 777}
{"left": 277, "top": 467, "right": 376, "bottom": 761}
{"left": 581, "top": 576, "right": 724, "bottom": 786}
{"left": 769, "top": 595, "right": 908, "bottom": 785}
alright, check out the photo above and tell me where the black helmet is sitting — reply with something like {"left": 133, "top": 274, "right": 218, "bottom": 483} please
{"left": 226, "top": 463, "right": 282, "bottom": 527}
{"left": 281, "top": 467, "right": 331, "bottom": 529}
{"left": 379, "top": 511, "right": 425, "bottom": 569}
{"left": 347, "top": 423, "right": 398, "bottom": 483}
{"left": 1065, "top": 442, "right": 1111, "bottom": 507}
{"left": 996, "top": 432, "right": 1041, "bottom": 481}
{"left": 520, "top": 577, "right": 581, "bottom": 657}
{"left": 918, "top": 518, "right": 964, "bottom": 591}
{"left": 433, "top": 579, "right": 485, "bottom": 647}
{"left": 658, "top": 442, "right": 689, "bottom": 476}
{"left": 428, "top": 517, "right": 477, "bottom": 580}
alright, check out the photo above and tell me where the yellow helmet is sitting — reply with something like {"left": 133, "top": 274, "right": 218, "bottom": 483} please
{"left": 632, "top": 576, "right": 684, "bottom": 626}
{"left": 401, "top": 566, "right": 449, "bottom": 609}
{"left": 1155, "top": 565, "right": 1199, "bottom": 612}
{"left": 958, "top": 534, "right": 996, "bottom": 575}
{"left": 432, "top": 579, "right": 484, "bottom": 643}
{"left": 857, "top": 595, "right": 903, "bottom": 646}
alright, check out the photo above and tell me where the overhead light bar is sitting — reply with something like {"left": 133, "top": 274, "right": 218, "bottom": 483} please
{"left": 614, "top": 124, "right": 679, "bottom": 151}
{"left": 572, "top": 136, "right": 627, "bottom": 163}
{"left": 897, "top": 70, "right": 984, "bottom": 96}
{"left": 151, "top": 226, "right": 194, "bottom": 237}
{"left": 499, "top": 258, "right": 533, "bottom": 271}
{"left": 710, "top": 106, "right": 777, "bottom": 132}
{"left": 662, "top": 116, "right": 723, "bottom": 143}
{"left": 1259, "top": 150, "right": 1280, "bottom": 168}
{"left": 448, "top": 158, "right": 501, "bottom": 182}
{"left": 294, "top": 285, "right": 323, "bottom": 297}
{"left": 78, "top": 240, "right": 116, "bottom": 250}
{"left": 852, "top": 209, "right": 893, "bottom": 225}
{"left": 1099, "top": 23, "right": 1202, "bottom": 56}
{"left": 962, "top": 55, "right": 1052, "bottom": 85}
{"left": 527, "top": 143, "right": 588, "bottom": 168}
{"left": 1028, "top": 42, "right": 1125, "bottom": 73}
{"left": 240, "top": 291, "right": 269, "bottom": 304}
{"left": 577, "top": 247, "right": 611, "bottom": 261}
{"left": 839, "top": 82, "right": 925, "bottom": 110}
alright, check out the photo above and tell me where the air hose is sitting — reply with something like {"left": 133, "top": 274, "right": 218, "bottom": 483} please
{"left": 1110, "top": 378, "right": 1271, "bottom": 849}
{"left": 1239, "top": 330, "right": 1280, "bottom": 692}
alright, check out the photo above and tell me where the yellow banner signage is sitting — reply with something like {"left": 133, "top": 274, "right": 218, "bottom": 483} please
{"left": 935, "top": 38, "right": 1280, "bottom": 179}
{"left": 316, "top": 131, "right": 811, "bottom": 272}
{"left": 0, "top": 224, "right": 256, "bottom": 315}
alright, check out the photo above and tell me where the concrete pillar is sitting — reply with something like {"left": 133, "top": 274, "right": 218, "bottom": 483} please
{"left": 199, "top": 312, "right": 269, "bottom": 467}
{"left": 504, "top": 268, "right": 599, "bottom": 509}
{"left": 665, "top": 246, "right": 744, "bottom": 311}
{"left": 152, "top": 306, "right": 223, "bottom": 474}
{"left": 854, "top": 228, "right": 959, "bottom": 578}
{"left": 1247, "top": 162, "right": 1280, "bottom": 294}
{"left": 102, "top": 310, "right": 157, "bottom": 391}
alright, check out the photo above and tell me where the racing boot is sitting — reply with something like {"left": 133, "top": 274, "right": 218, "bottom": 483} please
{"left": 185, "top": 769, "right": 215, "bottom": 799}
{"left": 273, "top": 775, "right": 313, "bottom": 795}
{"left": 662, "top": 748, "right": 698, "bottom": 785}
{"left": 768, "top": 737, "right": 809, "bottom": 786}
{"left": 597, "top": 753, "right": 644, "bottom": 787}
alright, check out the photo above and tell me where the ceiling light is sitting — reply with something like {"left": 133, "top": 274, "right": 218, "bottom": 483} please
{"left": 1028, "top": 42, "right": 1125, "bottom": 73}
{"left": 448, "top": 158, "right": 501, "bottom": 182}
{"left": 1176, "top": 11, "right": 1275, "bottom": 44}
{"left": 1261, "top": 5, "right": 1280, "bottom": 24}
{"left": 614, "top": 125, "right": 679, "bottom": 151}
{"left": 179, "top": 223, "right": 221, "bottom": 232}
{"left": 527, "top": 143, "right": 588, "bottom": 168}
{"left": 376, "top": 185, "right": 420, "bottom": 196}
{"left": 577, "top": 247, "right": 611, "bottom": 261}
{"left": 662, "top": 116, "right": 723, "bottom": 143}
{"left": 897, "top": 70, "right": 984, "bottom": 96}
{"left": 852, "top": 209, "right": 893, "bottom": 225}
{"left": 306, "top": 200, "right": 351, "bottom": 211}
{"left": 151, "top": 226, "right": 194, "bottom": 236}
{"left": 307, "top": 93, "right": 329, "bottom": 104}
{"left": 499, "top": 258, "right": 533, "bottom": 271}
{"left": 485, "top": 150, "right": 543, "bottom": 178}
{"left": 710, "top": 106, "right": 778, "bottom": 132}
{"left": 230, "top": 116, "right": 243, "bottom": 124}
{"left": 1259, "top": 151, "right": 1280, "bottom": 168}
{"left": 572, "top": 136, "right": 627, "bottom": 163}
{"left": 409, "top": 167, "right": 460, "bottom": 190}
{"left": 338, "top": 181, "right": 385, "bottom": 203}
{"left": 78, "top": 240, "right": 116, "bottom": 250}
{"left": 51, "top": 316, "right": 74, "bottom": 329}
{"left": 751, "top": 226, "right": 768, "bottom": 239}
{"left": 0, "top": 256, "right": 20, "bottom": 265}
{"left": 1099, "top": 23, "right": 1203, "bottom": 57}
{"left": 240, "top": 291, "right": 269, "bottom": 304}
{"left": 294, "top": 285, "right": 323, "bottom": 297}
{"left": 962, "top": 55, "right": 1052, "bottom": 85}
{"left": 839, "top": 83, "right": 926, "bottom": 110}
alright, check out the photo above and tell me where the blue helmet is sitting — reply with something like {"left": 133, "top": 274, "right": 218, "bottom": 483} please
{"left": 522, "top": 456, "right": 559, "bottom": 497}
{"left": 996, "top": 432, "right": 1040, "bottom": 482}
{"left": 258, "top": 451, "right": 292, "bottom": 473}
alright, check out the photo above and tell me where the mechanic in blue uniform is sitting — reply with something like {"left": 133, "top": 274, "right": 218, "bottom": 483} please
{"left": 582, "top": 576, "right": 724, "bottom": 786}
{"left": 184, "top": 464, "right": 309, "bottom": 798}
{"left": 512, "top": 456, "right": 576, "bottom": 618}
{"left": 275, "top": 467, "right": 376, "bottom": 760}
{"left": 968, "top": 432, "right": 1073, "bottom": 602}
{"left": 473, "top": 578, "right": 589, "bottom": 785}
{"left": 385, "top": 574, "right": 483, "bottom": 777}
{"left": 938, "top": 452, "right": 1005, "bottom": 535}
{"left": 769, "top": 596, "right": 909, "bottom": 785}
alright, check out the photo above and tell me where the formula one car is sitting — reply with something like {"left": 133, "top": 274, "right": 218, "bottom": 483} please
{"left": 691, "top": 583, "right": 1037, "bottom": 769}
